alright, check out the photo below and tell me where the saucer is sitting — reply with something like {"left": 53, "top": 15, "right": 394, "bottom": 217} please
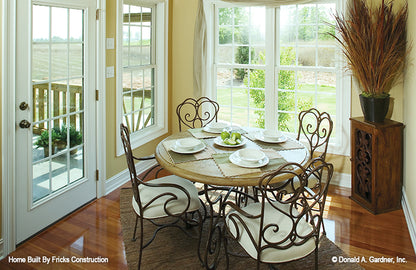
{"left": 229, "top": 151, "right": 269, "bottom": 168}
{"left": 255, "top": 133, "right": 287, "bottom": 144}
{"left": 170, "top": 143, "right": 206, "bottom": 154}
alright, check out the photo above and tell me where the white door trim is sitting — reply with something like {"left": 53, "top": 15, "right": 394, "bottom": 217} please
{"left": 1, "top": 0, "right": 106, "bottom": 256}
{"left": 96, "top": 1, "right": 106, "bottom": 198}
{"left": 2, "top": 0, "right": 17, "bottom": 257}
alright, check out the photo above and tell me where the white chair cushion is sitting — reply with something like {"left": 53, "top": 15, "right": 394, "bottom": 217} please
{"left": 132, "top": 175, "right": 201, "bottom": 219}
{"left": 226, "top": 202, "right": 316, "bottom": 264}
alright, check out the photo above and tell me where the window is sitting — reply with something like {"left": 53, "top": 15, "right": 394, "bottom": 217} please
{"left": 210, "top": 1, "right": 350, "bottom": 155}
{"left": 116, "top": 0, "right": 168, "bottom": 154}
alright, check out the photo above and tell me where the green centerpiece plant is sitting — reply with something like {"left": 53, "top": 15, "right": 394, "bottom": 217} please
{"left": 331, "top": 0, "right": 408, "bottom": 122}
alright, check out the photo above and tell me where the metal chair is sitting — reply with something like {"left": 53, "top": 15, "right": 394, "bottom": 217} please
{"left": 297, "top": 108, "right": 333, "bottom": 160}
{"left": 222, "top": 158, "right": 334, "bottom": 269}
{"left": 176, "top": 96, "right": 220, "bottom": 131}
{"left": 120, "top": 124, "right": 203, "bottom": 269}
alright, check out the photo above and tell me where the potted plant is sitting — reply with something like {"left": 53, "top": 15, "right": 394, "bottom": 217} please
{"left": 331, "top": 0, "right": 408, "bottom": 122}
{"left": 69, "top": 126, "right": 82, "bottom": 154}
{"left": 34, "top": 129, "right": 59, "bottom": 157}
{"left": 56, "top": 124, "right": 83, "bottom": 154}
{"left": 53, "top": 126, "right": 67, "bottom": 151}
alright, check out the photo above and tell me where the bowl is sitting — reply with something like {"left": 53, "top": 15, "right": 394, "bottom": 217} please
{"left": 262, "top": 130, "right": 282, "bottom": 141}
{"left": 176, "top": 138, "right": 202, "bottom": 151}
{"left": 237, "top": 148, "right": 266, "bottom": 164}
{"left": 207, "top": 122, "right": 228, "bottom": 132}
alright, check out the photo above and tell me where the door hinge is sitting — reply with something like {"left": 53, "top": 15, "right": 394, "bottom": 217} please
{"left": 96, "top": 170, "right": 99, "bottom": 181}
{"left": 96, "top": 9, "right": 100, "bottom": 20}
{"left": 96, "top": 90, "right": 99, "bottom": 101}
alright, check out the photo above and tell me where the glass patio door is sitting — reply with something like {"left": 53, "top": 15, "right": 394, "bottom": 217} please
{"left": 15, "top": 0, "right": 97, "bottom": 243}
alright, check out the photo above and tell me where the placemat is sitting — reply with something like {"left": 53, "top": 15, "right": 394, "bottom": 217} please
{"left": 162, "top": 139, "right": 216, "bottom": 163}
{"left": 212, "top": 149, "right": 289, "bottom": 177}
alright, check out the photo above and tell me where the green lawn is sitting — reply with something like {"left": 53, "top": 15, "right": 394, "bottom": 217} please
{"left": 217, "top": 83, "right": 336, "bottom": 128}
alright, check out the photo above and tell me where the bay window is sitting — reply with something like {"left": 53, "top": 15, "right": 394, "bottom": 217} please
{"left": 209, "top": 0, "right": 350, "bottom": 155}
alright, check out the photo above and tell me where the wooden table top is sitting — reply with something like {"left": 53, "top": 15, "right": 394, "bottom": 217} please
{"left": 155, "top": 129, "right": 309, "bottom": 187}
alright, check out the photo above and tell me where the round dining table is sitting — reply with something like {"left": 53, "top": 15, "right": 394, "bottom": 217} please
{"left": 154, "top": 127, "right": 310, "bottom": 269}
{"left": 155, "top": 128, "right": 310, "bottom": 187}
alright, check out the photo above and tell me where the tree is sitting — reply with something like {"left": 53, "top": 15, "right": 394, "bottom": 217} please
{"left": 246, "top": 48, "right": 312, "bottom": 131}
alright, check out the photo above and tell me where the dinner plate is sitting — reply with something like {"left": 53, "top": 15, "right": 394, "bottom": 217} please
{"left": 255, "top": 133, "right": 287, "bottom": 144}
{"left": 170, "top": 143, "right": 206, "bottom": 154}
{"left": 229, "top": 151, "right": 269, "bottom": 168}
{"left": 213, "top": 136, "right": 247, "bottom": 148}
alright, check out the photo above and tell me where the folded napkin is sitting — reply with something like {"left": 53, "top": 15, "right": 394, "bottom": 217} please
{"left": 212, "top": 149, "right": 289, "bottom": 177}
{"left": 162, "top": 139, "right": 216, "bottom": 164}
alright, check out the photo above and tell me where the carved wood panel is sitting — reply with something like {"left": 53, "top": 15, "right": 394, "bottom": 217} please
{"left": 354, "top": 129, "right": 372, "bottom": 203}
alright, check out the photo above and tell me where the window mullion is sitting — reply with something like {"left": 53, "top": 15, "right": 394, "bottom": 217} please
{"left": 265, "top": 7, "right": 276, "bottom": 130}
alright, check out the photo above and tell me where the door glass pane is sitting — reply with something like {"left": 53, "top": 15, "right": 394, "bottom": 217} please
{"left": 31, "top": 5, "right": 85, "bottom": 204}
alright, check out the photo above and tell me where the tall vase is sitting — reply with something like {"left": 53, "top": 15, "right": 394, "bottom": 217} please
{"left": 359, "top": 94, "right": 390, "bottom": 123}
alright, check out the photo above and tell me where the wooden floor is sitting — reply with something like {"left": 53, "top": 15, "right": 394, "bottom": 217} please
{"left": 1, "top": 183, "right": 415, "bottom": 269}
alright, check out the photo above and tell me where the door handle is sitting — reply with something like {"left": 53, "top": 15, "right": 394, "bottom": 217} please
{"left": 19, "top": 102, "right": 29, "bottom": 111}
{"left": 19, "top": 120, "right": 31, "bottom": 129}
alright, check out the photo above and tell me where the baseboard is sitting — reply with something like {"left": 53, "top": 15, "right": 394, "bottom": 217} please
{"left": 402, "top": 188, "right": 416, "bottom": 255}
{"left": 105, "top": 159, "right": 158, "bottom": 195}
{"left": 331, "top": 172, "right": 351, "bottom": 188}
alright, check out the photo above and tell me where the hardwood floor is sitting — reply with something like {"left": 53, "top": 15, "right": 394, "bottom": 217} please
{"left": 1, "top": 183, "right": 415, "bottom": 269}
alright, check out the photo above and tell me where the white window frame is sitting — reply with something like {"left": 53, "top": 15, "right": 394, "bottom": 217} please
{"left": 207, "top": 0, "right": 350, "bottom": 156}
{"left": 115, "top": 0, "right": 168, "bottom": 156}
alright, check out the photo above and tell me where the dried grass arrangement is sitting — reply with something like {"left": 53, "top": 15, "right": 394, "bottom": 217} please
{"left": 332, "top": 0, "right": 408, "bottom": 98}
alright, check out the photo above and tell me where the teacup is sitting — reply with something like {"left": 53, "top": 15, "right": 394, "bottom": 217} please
{"left": 176, "top": 138, "right": 202, "bottom": 151}
{"left": 237, "top": 148, "right": 265, "bottom": 164}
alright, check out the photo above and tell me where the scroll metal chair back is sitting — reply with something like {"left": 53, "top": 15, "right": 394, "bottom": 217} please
{"left": 223, "top": 158, "right": 334, "bottom": 269}
{"left": 120, "top": 124, "right": 203, "bottom": 269}
{"left": 297, "top": 108, "right": 333, "bottom": 160}
{"left": 176, "top": 97, "right": 220, "bottom": 131}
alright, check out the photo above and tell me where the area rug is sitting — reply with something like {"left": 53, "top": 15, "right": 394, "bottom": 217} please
{"left": 120, "top": 188, "right": 364, "bottom": 270}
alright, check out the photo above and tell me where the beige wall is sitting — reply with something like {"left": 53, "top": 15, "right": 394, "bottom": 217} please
{"left": 403, "top": 0, "right": 416, "bottom": 237}
{"left": 171, "top": 0, "right": 198, "bottom": 134}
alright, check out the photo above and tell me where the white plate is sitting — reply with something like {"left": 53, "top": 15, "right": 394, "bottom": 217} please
{"left": 214, "top": 136, "right": 247, "bottom": 148}
{"left": 170, "top": 143, "right": 206, "bottom": 154}
{"left": 255, "top": 133, "right": 287, "bottom": 144}
{"left": 229, "top": 151, "right": 269, "bottom": 168}
{"left": 203, "top": 126, "right": 223, "bottom": 134}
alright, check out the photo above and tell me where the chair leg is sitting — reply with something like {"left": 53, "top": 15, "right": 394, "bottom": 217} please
{"left": 196, "top": 210, "right": 204, "bottom": 266}
{"left": 138, "top": 218, "right": 144, "bottom": 270}
{"left": 132, "top": 215, "right": 139, "bottom": 241}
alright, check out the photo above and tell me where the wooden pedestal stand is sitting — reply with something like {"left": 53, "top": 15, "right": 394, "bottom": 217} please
{"left": 350, "top": 117, "right": 403, "bottom": 214}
